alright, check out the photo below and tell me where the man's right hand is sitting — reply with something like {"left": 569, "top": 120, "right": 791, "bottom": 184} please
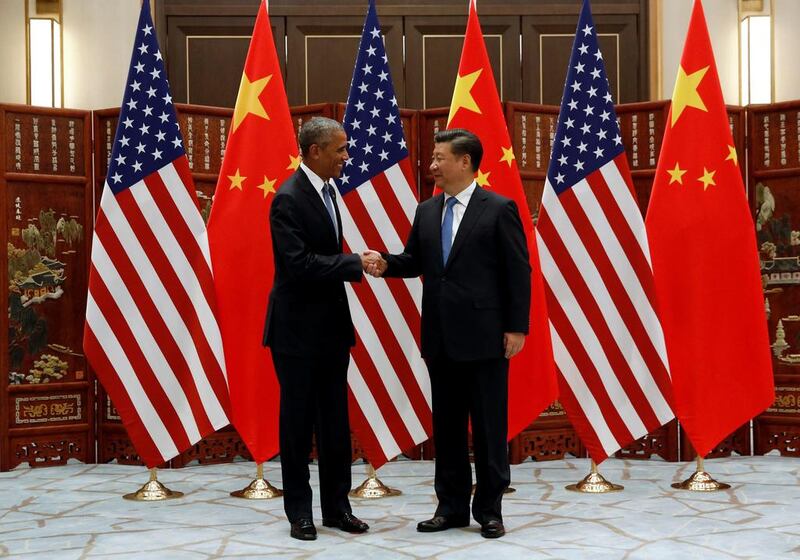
{"left": 360, "top": 250, "right": 387, "bottom": 277}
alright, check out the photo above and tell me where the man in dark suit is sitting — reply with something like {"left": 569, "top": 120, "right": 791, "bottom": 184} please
{"left": 263, "top": 117, "right": 378, "bottom": 541}
{"left": 367, "top": 128, "right": 531, "bottom": 539}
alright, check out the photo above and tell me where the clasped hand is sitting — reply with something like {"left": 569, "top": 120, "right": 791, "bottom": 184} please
{"left": 360, "top": 250, "right": 387, "bottom": 277}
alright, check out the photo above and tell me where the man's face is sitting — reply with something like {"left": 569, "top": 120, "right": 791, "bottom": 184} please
{"left": 309, "top": 129, "right": 349, "bottom": 181}
{"left": 430, "top": 141, "right": 471, "bottom": 193}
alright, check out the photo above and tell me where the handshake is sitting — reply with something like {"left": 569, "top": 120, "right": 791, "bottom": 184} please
{"left": 359, "top": 250, "right": 388, "bottom": 278}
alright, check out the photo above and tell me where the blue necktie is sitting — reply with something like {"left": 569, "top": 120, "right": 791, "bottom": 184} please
{"left": 322, "top": 182, "right": 339, "bottom": 238}
{"left": 441, "top": 196, "right": 458, "bottom": 266}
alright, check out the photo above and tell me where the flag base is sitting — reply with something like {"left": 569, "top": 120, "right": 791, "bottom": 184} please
{"left": 349, "top": 464, "right": 401, "bottom": 499}
{"left": 565, "top": 461, "right": 623, "bottom": 493}
{"left": 671, "top": 457, "right": 731, "bottom": 491}
{"left": 230, "top": 463, "right": 283, "bottom": 499}
{"left": 123, "top": 468, "right": 184, "bottom": 501}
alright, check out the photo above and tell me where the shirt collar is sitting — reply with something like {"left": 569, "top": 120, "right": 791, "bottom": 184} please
{"left": 300, "top": 162, "right": 328, "bottom": 196}
{"left": 444, "top": 181, "right": 477, "bottom": 206}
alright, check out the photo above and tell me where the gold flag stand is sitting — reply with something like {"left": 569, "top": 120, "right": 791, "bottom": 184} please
{"left": 671, "top": 456, "right": 731, "bottom": 491}
{"left": 566, "top": 460, "right": 623, "bottom": 493}
{"left": 349, "top": 463, "right": 401, "bottom": 498}
{"left": 230, "top": 462, "right": 283, "bottom": 499}
{"left": 123, "top": 468, "right": 184, "bottom": 501}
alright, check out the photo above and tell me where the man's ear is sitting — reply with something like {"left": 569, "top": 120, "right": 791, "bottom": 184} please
{"left": 307, "top": 144, "right": 320, "bottom": 160}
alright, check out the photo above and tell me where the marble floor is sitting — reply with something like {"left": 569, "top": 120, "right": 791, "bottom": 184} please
{"left": 0, "top": 456, "right": 799, "bottom": 559}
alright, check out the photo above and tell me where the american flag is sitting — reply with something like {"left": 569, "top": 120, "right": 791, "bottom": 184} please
{"left": 83, "top": 2, "right": 230, "bottom": 468}
{"left": 536, "top": 0, "right": 674, "bottom": 462}
{"left": 337, "top": 0, "right": 432, "bottom": 468}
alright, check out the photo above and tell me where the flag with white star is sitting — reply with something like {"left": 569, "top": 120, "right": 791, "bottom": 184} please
{"left": 536, "top": 0, "right": 674, "bottom": 463}
{"left": 337, "top": 0, "right": 432, "bottom": 469}
{"left": 83, "top": 1, "right": 231, "bottom": 468}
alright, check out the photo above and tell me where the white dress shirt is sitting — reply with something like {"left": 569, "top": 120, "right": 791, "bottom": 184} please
{"left": 441, "top": 181, "right": 477, "bottom": 246}
{"left": 300, "top": 162, "right": 331, "bottom": 206}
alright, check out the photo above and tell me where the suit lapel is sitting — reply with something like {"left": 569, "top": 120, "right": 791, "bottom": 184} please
{"left": 298, "top": 169, "right": 338, "bottom": 243}
{"left": 444, "top": 186, "right": 488, "bottom": 271}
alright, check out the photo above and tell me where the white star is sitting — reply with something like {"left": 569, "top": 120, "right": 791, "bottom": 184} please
{"left": 581, "top": 123, "right": 591, "bottom": 134}
{"left": 583, "top": 104, "right": 595, "bottom": 116}
{"left": 163, "top": 93, "right": 172, "bottom": 105}
{"left": 613, "top": 134, "right": 622, "bottom": 145}
{"left": 378, "top": 70, "right": 388, "bottom": 82}
{"left": 146, "top": 86, "right": 157, "bottom": 98}
{"left": 159, "top": 112, "right": 169, "bottom": 123}
{"left": 560, "top": 135, "right": 571, "bottom": 147}
{"left": 558, "top": 154, "right": 568, "bottom": 166}
{"left": 118, "top": 135, "right": 130, "bottom": 147}
{"left": 591, "top": 68, "right": 602, "bottom": 80}
{"left": 582, "top": 24, "right": 593, "bottom": 36}
{"left": 135, "top": 142, "right": 146, "bottom": 153}
{"left": 111, "top": 172, "right": 122, "bottom": 184}
{"left": 578, "top": 43, "right": 589, "bottom": 55}
{"left": 156, "top": 130, "right": 166, "bottom": 142}
{"left": 130, "top": 80, "right": 141, "bottom": 92}
{"left": 359, "top": 161, "right": 370, "bottom": 173}
{"left": 600, "top": 110, "right": 611, "bottom": 122}
{"left": 374, "top": 88, "right": 385, "bottom": 100}
{"left": 359, "top": 82, "right": 369, "bottom": 94}
{"left": 370, "top": 27, "right": 381, "bottom": 39}
{"left": 570, "top": 80, "right": 581, "bottom": 93}
{"left": 134, "top": 61, "right": 145, "bottom": 73}
{"left": 568, "top": 99, "right": 579, "bottom": 111}
{"left": 574, "top": 62, "right": 585, "bottom": 74}
{"left": 172, "top": 137, "right": 182, "bottom": 149}
{"left": 137, "top": 43, "right": 148, "bottom": 55}
{"left": 123, "top": 117, "right": 134, "bottom": 128}
{"left": 555, "top": 172, "right": 565, "bottom": 184}
{"left": 577, "top": 141, "right": 588, "bottom": 153}
{"left": 383, "top": 54, "right": 388, "bottom": 64}
{"left": 594, "top": 49, "right": 603, "bottom": 61}
{"left": 133, "top": 160, "right": 143, "bottom": 172}
{"left": 154, "top": 50, "right": 163, "bottom": 61}
{"left": 596, "top": 129, "right": 607, "bottom": 140}
{"left": 386, "top": 113, "right": 397, "bottom": 125}
{"left": 588, "top": 86, "right": 598, "bottom": 98}
{"left": 382, "top": 131, "right": 392, "bottom": 143}
{"left": 152, "top": 148, "right": 163, "bottom": 160}
{"left": 115, "top": 154, "right": 126, "bottom": 165}
{"left": 370, "top": 107, "right": 381, "bottom": 119}
{"left": 367, "top": 124, "right": 377, "bottom": 136}
{"left": 390, "top": 96, "right": 398, "bottom": 107}
{"left": 379, "top": 150, "right": 389, "bottom": 161}
{"left": 150, "top": 68, "right": 161, "bottom": 80}
{"left": 574, "top": 159, "right": 585, "bottom": 171}
{"left": 604, "top": 92, "right": 613, "bottom": 104}
{"left": 347, "top": 137, "right": 357, "bottom": 148}
{"left": 362, "top": 64, "right": 373, "bottom": 75}
{"left": 143, "top": 105, "right": 153, "bottom": 117}
{"left": 594, "top": 147, "right": 605, "bottom": 158}
{"left": 398, "top": 138, "right": 407, "bottom": 150}
{"left": 142, "top": 24, "right": 153, "bottom": 36}
{"left": 355, "top": 100, "right": 365, "bottom": 111}
{"left": 565, "top": 118, "right": 575, "bottom": 129}
{"left": 366, "top": 45, "right": 377, "bottom": 57}
{"left": 351, "top": 119, "right": 361, "bottom": 130}
{"left": 126, "top": 99, "right": 138, "bottom": 110}
{"left": 364, "top": 143, "right": 373, "bottom": 154}
{"left": 344, "top": 159, "right": 352, "bottom": 166}
{"left": 340, "top": 173, "right": 350, "bottom": 184}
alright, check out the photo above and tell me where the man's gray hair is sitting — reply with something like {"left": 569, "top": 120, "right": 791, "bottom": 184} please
{"left": 298, "top": 117, "right": 344, "bottom": 156}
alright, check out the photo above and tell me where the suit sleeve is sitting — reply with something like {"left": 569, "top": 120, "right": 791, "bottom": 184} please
{"left": 499, "top": 200, "right": 532, "bottom": 334}
{"left": 269, "top": 192, "right": 363, "bottom": 282}
{"left": 382, "top": 204, "right": 424, "bottom": 278}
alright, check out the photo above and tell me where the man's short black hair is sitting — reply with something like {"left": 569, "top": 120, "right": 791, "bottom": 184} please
{"left": 433, "top": 128, "right": 483, "bottom": 172}
{"left": 299, "top": 116, "right": 344, "bottom": 157}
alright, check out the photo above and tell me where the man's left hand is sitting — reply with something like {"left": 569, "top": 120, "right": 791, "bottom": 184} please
{"left": 503, "top": 332, "right": 525, "bottom": 359}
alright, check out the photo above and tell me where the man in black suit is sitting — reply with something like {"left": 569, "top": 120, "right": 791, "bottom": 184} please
{"left": 367, "top": 128, "right": 531, "bottom": 538}
{"left": 263, "top": 117, "right": 378, "bottom": 541}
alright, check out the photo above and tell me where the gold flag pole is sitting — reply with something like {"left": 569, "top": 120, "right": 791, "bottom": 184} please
{"left": 671, "top": 455, "right": 731, "bottom": 491}
{"left": 349, "top": 463, "right": 401, "bottom": 498}
{"left": 230, "top": 462, "right": 283, "bottom": 499}
{"left": 566, "top": 460, "right": 623, "bottom": 493}
{"left": 123, "top": 467, "right": 184, "bottom": 501}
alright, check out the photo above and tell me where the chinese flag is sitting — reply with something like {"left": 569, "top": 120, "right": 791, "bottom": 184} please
{"left": 645, "top": 0, "right": 773, "bottom": 457}
{"left": 206, "top": 1, "right": 299, "bottom": 463}
{"left": 446, "top": 0, "right": 558, "bottom": 438}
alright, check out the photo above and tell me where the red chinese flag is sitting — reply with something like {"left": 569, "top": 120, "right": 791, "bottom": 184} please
{"left": 645, "top": 0, "right": 773, "bottom": 457}
{"left": 206, "top": 1, "right": 300, "bottom": 463}
{"left": 446, "top": 0, "right": 558, "bottom": 438}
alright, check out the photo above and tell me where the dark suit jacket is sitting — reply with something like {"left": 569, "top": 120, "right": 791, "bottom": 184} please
{"left": 383, "top": 186, "right": 531, "bottom": 361}
{"left": 263, "top": 168, "right": 362, "bottom": 357}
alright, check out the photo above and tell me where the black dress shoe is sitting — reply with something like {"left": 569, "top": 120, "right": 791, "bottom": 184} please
{"left": 290, "top": 518, "right": 317, "bottom": 541}
{"left": 416, "top": 515, "right": 470, "bottom": 532}
{"left": 322, "top": 512, "right": 369, "bottom": 533}
{"left": 480, "top": 519, "right": 505, "bottom": 539}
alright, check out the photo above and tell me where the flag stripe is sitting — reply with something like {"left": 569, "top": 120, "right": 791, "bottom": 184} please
{"left": 347, "top": 370, "right": 403, "bottom": 460}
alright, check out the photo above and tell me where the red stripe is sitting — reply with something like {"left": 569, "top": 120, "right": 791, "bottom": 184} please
{"left": 557, "top": 188, "right": 661, "bottom": 430}
{"left": 347, "top": 391, "right": 390, "bottom": 469}
{"left": 96, "top": 202, "right": 215, "bottom": 437}
{"left": 398, "top": 158, "right": 420, "bottom": 203}
{"left": 342, "top": 194, "right": 422, "bottom": 348}
{"left": 555, "top": 372, "right": 610, "bottom": 463}
{"left": 172, "top": 155, "right": 202, "bottom": 211}
{"left": 369, "top": 170, "right": 413, "bottom": 241}
{"left": 83, "top": 324, "right": 167, "bottom": 467}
